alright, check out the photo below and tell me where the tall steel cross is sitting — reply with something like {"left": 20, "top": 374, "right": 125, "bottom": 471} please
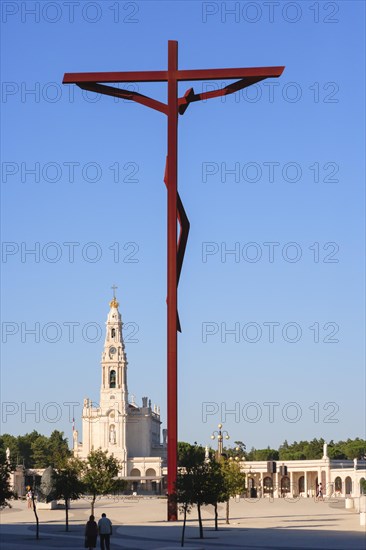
{"left": 63, "top": 40, "right": 284, "bottom": 521}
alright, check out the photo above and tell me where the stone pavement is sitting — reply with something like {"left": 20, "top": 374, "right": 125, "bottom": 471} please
{"left": 0, "top": 496, "right": 365, "bottom": 550}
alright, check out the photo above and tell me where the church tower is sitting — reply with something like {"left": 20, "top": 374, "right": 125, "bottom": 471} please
{"left": 100, "top": 290, "right": 128, "bottom": 411}
{"left": 74, "top": 288, "right": 166, "bottom": 486}
{"left": 75, "top": 289, "right": 129, "bottom": 474}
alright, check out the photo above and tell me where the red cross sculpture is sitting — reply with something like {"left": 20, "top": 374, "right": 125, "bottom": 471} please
{"left": 63, "top": 40, "right": 284, "bottom": 521}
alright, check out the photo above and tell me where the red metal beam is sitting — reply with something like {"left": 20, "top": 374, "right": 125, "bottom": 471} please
{"left": 63, "top": 66, "right": 284, "bottom": 85}
{"left": 63, "top": 70, "right": 168, "bottom": 84}
{"left": 166, "top": 39, "right": 178, "bottom": 522}
{"left": 77, "top": 82, "right": 168, "bottom": 114}
{"left": 176, "top": 66, "right": 284, "bottom": 81}
{"left": 178, "top": 76, "right": 268, "bottom": 114}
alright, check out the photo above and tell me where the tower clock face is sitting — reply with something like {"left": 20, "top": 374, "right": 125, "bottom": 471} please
{"left": 110, "top": 347, "right": 117, "bottom": 355}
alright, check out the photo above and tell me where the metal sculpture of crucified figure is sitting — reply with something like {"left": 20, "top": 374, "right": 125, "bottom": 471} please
{"left": 63, "top": 40, "right": 284, "bottom": 520}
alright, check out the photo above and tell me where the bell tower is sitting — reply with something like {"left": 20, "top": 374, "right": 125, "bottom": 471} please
{"left": 75, "top": 287, "right": 165, "bottom": 482}
{"left": 100, "top": 286, "right": 128, "bottom": 411}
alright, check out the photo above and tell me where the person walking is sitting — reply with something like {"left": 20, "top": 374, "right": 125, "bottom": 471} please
{"left": 26, "top": 488, "right": 33, "bottom": 509}
{"left": 98, "top": 513, "right": 112, "bottom": 550}
{"left": 85, "top": 515, "right": 98, "bottom": 549}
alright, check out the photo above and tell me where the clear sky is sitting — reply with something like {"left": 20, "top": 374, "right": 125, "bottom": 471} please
{"left": 1, "top": 0, "right": 365, "bottom": 452}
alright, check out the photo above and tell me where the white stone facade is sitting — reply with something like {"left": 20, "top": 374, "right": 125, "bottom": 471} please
{"left": 240, "top": 445, "right": 366, "bottom": 499}
{"left": 73, "top": 294, "right": 166, "bottom": 491}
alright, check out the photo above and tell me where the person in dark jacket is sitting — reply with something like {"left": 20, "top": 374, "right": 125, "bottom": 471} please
{"left": 85, "top": 515, "right": 98, "bottom": 549}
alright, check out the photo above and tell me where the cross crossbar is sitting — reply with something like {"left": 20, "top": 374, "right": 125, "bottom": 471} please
{"left": 63, "top": 66, "right": 284, "bottom": 84}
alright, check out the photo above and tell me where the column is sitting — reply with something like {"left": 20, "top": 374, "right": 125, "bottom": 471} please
{"left": 260, "top": 471, "right": 264, "bottom": 498}
{"left": 304, "top": 471, "right": 308, "bottom": 497}
{"left": 290, "top": 471, "right": 294, "bottom": 497}
{"left": 275, "top": 471, "right": 280, "bottom": 498}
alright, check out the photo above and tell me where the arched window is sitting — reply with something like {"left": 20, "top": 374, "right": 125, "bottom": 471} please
{"left": 111, "top": 328, "right": 116, "bottom": 338}
{"left": 345, "top": 476, "right": 352, "bottom": 495}
{"left": 281, "top": 476, "right": 290, "bottom": 494}
{"left": 146, "top": 468, "right": 156, "bottom": 477}
{"left": 360, "top": 478, "right": 366, "bottom": 495}
{"left": 263, "top": 476, "right": 273, "bottom": 494}
{"left": 248, "top": 477, "right": 255, "bottom": 489}
{"left": 109, "top": 370, "right": 116, "bottom": 388}
{"left": 335, "top": 476, "right": 342, "bottom": 492}
{"left": 130, "top": 468, "right": 140, "bottom": 492}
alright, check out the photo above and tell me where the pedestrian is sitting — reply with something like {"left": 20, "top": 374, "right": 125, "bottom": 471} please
{"left": 98, "top": 512, "right": 112, "bottom": 550}
{"left": 317, "top": 482, "right": 323, "bottom": 500}
{"left": 26, "top": 488, "right": 33, "bottom": 509}
{"left": 85, "top": 515, "right": 98, "bottom": 549}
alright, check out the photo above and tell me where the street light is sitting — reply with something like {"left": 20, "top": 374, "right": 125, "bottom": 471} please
{"left": 229, "top": 446, "right": 246, "bottom": 463}
{"left": 211, "top": 423, "right": 230, "bottom": 457}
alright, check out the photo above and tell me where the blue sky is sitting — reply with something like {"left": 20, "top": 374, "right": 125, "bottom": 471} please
{"left": 1, "top": 0, "right": 365, "bottom": 451}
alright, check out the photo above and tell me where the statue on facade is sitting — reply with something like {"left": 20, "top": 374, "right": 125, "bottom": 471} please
{"left": 109, "top": 425, "right": 116, "bottom": 445}
{"left": 73, "top": 429, "right": 78, "bottom": 449}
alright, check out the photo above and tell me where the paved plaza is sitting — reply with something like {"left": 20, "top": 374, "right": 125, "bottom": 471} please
{"left": 0, "top": 496, "right": 365, "bottom": 550}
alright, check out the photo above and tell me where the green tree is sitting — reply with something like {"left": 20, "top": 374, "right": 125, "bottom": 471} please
{"left": 327, "top": 441, "right": 347, "bottom": 460}
{"left": 30, "top": 431, "right": 71, "bottom": 468}
{"left": 176, "top": 443, "right": 210, "bottom": 540}
{"left": 31, "top": 435, "right": 50, "bottom": 468}
{"left": 228, "top": 441, "right": 247, "bottom": 459}
{"left": 178, "top": 442, "right": 205, "bottom": 466}
{"left": 248, "top": 448, "right": 279, "bottom": 461}
{"left": 17, "top": 431, "right": 41, "bottom": 467}
{"left": 190, "top": 462, "right": 210, "bottom": 539}
{"left": 0, "top": 431, "right": 71, "bottom": 470}
{"left": 0, "top": 444, "right": 13, "bottom": 509}
{"left": 220, "top": 459, "right": 245, "bottom": 524}
{"left": 82, "top": 449, "right": 121, "bottom": 515}
{"left": 304, "top": 438, "right": 325, "bottom": 459}
{"left": 54, "top": 458, "right": 84, "bottom": 531}
{"left": 203, "top": 459, "right": 227, "bottom": 531}
{"left": 176, "top": 470, "right": 194, "bottom": 546}
{"left": 341, "top": 438, "right": 366, "bottom": 460}
{"left": 48, "top": 431, "right": 71, "bottom": 468}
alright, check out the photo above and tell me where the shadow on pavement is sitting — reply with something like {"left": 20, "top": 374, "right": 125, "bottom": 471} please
{"left": 0, "top": 522, "right": 365, "bottom": 550}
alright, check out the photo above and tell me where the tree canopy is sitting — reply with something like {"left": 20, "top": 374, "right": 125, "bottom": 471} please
{"left": 82, "top": 448, "right": 125, "bottom": 515}
{"left": 214, "top": 437, "right": 366, "bottom": 461}
{"left": 0, "top": 430, "right": 70, "bottom": 469}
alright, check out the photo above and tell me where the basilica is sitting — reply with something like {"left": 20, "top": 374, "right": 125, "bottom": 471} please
{"left": 72, "top": 292, "right": 166, "bottom": 493}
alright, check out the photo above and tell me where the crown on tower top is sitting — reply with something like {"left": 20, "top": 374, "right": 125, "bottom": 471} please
{"left": 109, "top": 297, "right": 119, "bottom": 309}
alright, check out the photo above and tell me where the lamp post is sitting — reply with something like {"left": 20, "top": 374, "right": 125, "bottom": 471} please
{"left": 229, "top": 445, "right": 246, "bottom": 463}
{"left": 211, "top": 424, "right": 230, "bottom": 458}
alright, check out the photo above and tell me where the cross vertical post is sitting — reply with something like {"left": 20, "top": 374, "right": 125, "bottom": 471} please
{"left": 167, "top": 40, "right": 178, "bottom": 521}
